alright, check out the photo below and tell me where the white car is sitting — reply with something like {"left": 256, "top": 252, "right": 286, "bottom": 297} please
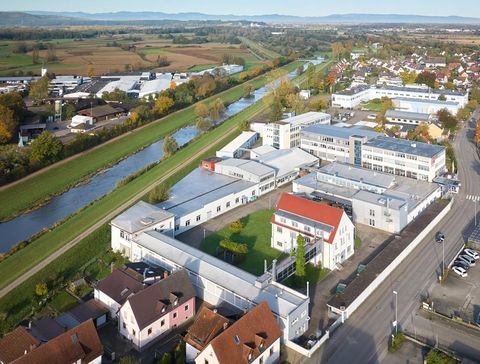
{"left": 463, "top": 248, "right": 479, "bottom": 260}
{"left": 458, "top": 254, "right": 476, "bottom": 267}
{"left": 367, "top": 114, "right": 377, "bottom": 120}
{"left": 452, "top": 266, "right": 468, "bottom": 278}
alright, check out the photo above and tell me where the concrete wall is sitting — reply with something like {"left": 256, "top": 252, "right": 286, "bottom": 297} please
{"left": 342, "top": 199, "right": 453, "bottom": 319}
{"left": 94, "top": 289, "right": 120, "bottom": 318}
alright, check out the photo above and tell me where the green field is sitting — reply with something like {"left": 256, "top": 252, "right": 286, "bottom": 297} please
{"left": 238, "top": 37, "right": 282, "bottom": 60}
{"left": 200, "top": 210, "right": 287, "bottom": 276}
{"left": 48, "top": 290, "right": 78, "bottom": 313}
{"left": 0, "top": 61, "right": 301, "bottom": 222}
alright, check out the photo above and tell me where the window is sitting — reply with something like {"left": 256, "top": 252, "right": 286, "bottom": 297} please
{"left": 291, "top": 221, "right": 298, "bottom": 228}
{"left": 132, "top": 329, "right": 136, "bottom": 336}
{"left": 226, "top": 201, "right": 230, "bottom": 208}
{"left": 259, "top": 357, "right": 264, "bottom": 364}
{"left": 369, "top": 209, "right": 375, "bottom": 217}
{"left": 185, "top": 220, "right": 190, "bottom": 226}
{"left": 148, "top": 328, "right": 152, "bottom": 335}
{"left": 173, "top": 312, "right": 177, "bottom": 319}
{"left": 120, "top": 230, "right": 125, "bottom": 239}
{"left": 276, "top": 226, "right": 283, "bottom": 233}
{"left": 277, "top": 241, "right": 283, "bottom": 247}
{"left": 161, "top": 319, "right": 165, "bottom": 327}
{"left": 235, "top": 197, "right": 240, "bottom": 203}
{"left": 270, "top": 347, "right": 274, "bottom": 356}
{"left": 196, "top": 215, "right": 201, "bottom": 222}
{"left": 185, "top": 304, "right": 189, "bottom": 311}
{"left": 217, "top": 206, "right": 221, "bottom": 212}
{"left": 204, "top": 360, "right": 209, "bottom": 364}
{"left": 369, "top": 219, "right": 375, "bottom": 227}
{"left": 122, "top": 322, "right": 126, "bottom": 329}
{"left": 175, "top": 225, "right": 179, "bottom": 231}
{"left": 252, "top": 190, "right": 256, "bottom": 196}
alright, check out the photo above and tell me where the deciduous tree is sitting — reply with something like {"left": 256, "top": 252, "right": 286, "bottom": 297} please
{"left": 154, "top": 95, "right": 175, "bottom": 116}
{"left": 295, "top": 235, "right": 306, "bottom": 281}
{"left": 194, "top": 102, "right": 209, "bottom": 119}
{"left": 196, "top": 116, "right": 212, "bottom": 132}
{"left": 399, "top": 71, "right": 417, "bottom": 86}
{"left": 29, "top": 131, "right": 64, "bottom": 165}
{"left": 0, "top": 106, "right": 16, "bottom": 145}
{"left": 35, "top": 283, "right": 48, "bottom": 297}
{"left": 162, "top": 134, "right": 178, "bottom": 157}
{"left": 29, "top": 77, "right": 49, "bottom": 104}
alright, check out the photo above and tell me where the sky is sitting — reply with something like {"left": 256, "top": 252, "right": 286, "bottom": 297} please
{"left": 3, "top": 0, "right": 480, "bottom": 18}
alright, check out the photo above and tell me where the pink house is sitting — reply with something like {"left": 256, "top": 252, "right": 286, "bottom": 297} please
{"left": 118, "top": 269, "right": 196, "bottom": 351}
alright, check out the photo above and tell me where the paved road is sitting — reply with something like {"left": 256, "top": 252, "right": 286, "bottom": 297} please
{"left": 308, "top": 117, "right": 480, "bottom": 363}
{"left": 409, "top": 311, "right": 480, "bottom": 362}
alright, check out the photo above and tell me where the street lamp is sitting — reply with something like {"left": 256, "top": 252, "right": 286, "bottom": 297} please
{"left": 393, "top": 290, "right": 398, "bottom": 335}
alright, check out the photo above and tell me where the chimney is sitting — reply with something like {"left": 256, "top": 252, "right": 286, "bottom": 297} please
{"left": 223, "top": 322, "right": 228, "bottom": 330}
{"left": 271, "top": 259, "right": 277, "bottom": 282}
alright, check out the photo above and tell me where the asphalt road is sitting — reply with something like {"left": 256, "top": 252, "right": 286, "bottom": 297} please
{"left": 309, "top": 116, "right": 480, "bottom": 364}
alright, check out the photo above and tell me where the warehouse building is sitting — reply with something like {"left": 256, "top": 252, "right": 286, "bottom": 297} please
{"left": 216, "top": 131, "right": 258, "bottom": 159}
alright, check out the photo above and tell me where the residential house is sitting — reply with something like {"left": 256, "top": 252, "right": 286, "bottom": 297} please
{"left": 195, "top": 302, "right": 282, "bottom": 364}
{"left": 11, "top": 319, "right": 103, "bottom": 364}
{"left": 0, "top": 327, "right": 39, "bottom": 364}
{"left": 271, "top": 193, "right": 355, "bottom": 270}
{"left": 118, "top": 269, "right": 196, "bottom": 350}
{"left": 185, "top": 307, "right": 230, "bottom": 362}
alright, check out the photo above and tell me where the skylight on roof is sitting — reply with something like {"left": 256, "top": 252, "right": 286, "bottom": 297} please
{"left": 234, "top": 335, "right": 240, "bottom": 345}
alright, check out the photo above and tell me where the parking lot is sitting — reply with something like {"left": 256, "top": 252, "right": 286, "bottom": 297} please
{"left": 429, "top": 248, "right": 480, "bottom": 324}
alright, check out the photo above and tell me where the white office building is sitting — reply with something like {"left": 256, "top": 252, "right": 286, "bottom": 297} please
{"left": 216, "top": 131, "right": 258, "bottom": 159}
{"left": 258, "top": 112, "right": 331, "bottom": 149}
{"left": 332, "top": 85, "right": 468, "bottom": 110}
{"left": 393, "top": 97, "right": 461, "bottom": 115}
{"left": 293, "top": 162, "right": 442, "bottom": 233}
{"left": 385, "top": 110, "right": 433, "bottom": 125}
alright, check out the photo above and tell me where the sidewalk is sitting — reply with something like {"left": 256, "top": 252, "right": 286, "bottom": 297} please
{"left": 306, "top": 224, "right": 391, "bottom": 333}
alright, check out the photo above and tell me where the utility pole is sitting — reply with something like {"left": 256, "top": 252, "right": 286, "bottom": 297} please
{"left": 393, "top": 290, "right": 398, "bottom": 335}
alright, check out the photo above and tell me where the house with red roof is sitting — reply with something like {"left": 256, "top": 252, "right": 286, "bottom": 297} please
{"left": 271, "top": 193, "right": 355, "bottom": 270}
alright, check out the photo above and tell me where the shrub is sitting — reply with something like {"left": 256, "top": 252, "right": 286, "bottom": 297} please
{"left": 219, "top": 239, "right": 248, "bottom": 255}
{"left": 426, "top": 349, "right": 456, "bottom": 364}
{"left": 387, "top": 332, "right": 405, "bottom": 353}
{"left": 229, "top": 220, "right": 243, "bottom": 234}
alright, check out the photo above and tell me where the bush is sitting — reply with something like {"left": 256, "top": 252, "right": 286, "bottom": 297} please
{"left": 229, "top": 220, "right": 243, "bottom": 234}
{"left": 388, "top": 332, "right": 405, "bottom": 353}
{"left": 146, "top": 183, "right": 170, "bottom": 204}
{"left": 426, "top": 349, "right": 456, "bottom": 364}
{"left": 219, "top": 239, "right": 248, "bottom": 255}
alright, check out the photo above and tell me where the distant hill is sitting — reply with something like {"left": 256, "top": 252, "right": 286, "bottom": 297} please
{"left": 0, "top": 11, "right": 479, "bottom": 26}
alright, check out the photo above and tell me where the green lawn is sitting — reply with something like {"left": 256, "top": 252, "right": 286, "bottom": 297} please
{"left": 0, "top": 61, "right": 301, "bottom": 221}
{"left": 361, "top": 99, "right": 383, "bottom": 112}
{"left": 238, "top": 37, "right": 281, "bottom": 60}
{"left": 48, "top": 290, "right": 78, "bottom": 313}
{"left": 200, "top": 210, "right": 287, "bottom": 276}
{"left": 283, "top": 264, "right": 329, "bottom": 290}
{"left": 188, "top": 63, "right": 219, "bottom": 72}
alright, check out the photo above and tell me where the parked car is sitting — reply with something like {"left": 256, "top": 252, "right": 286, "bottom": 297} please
{"left": 463, "top": 248, "right": 479, "bottom": 260}
{"left": 458, "top": 254, "right": 476, "bottom": 267}
{"left": 452, "top": 266, "right": 468, "bottom": 278}
{"left": 367, "top": 114, "right": 377, "bottom": 120}
{"left": 454, "top": 260, "right": 470, "bottom": 270}
{"left": 435, "top": 232, "right": 445, "bottom": 243}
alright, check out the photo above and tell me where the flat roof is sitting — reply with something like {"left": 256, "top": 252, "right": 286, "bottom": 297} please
{"left": 374, "top": 85, "right": 466, "bottom": 97}
{"left": 302, "top": 124, "right": 381, "bottom": 141}
{"left": 139, "top": 78, "right": 171, "bottom": 96}
{"left": 354, "top": 190, "right": 406, "bottom": 210}
{"left": 157, "top": 168, "right": 256, "bottom": 217}
{"left": 385, "top": 110, "right": 431, "bottom": 121}
{"left": 256, "top": 148, "right": 318, "bottom": 179}
{"left": 216, "top": 158, "right": 275, "bottom": 178}
{"left": 278, "top": 112, "right": 331, "bottom": 126}
{"left": 111, "top": 201, "right": 174, "bottom": 234}
{"left": 217, "top": 131, "right": 258, "bottom": 155}
{"left": 393, "top": 97, "right": 459, "bottom": 106}
{"left": 334, "top": 85, "right": 370, "bottom": 96}
{"left": 366, "top": 136, "right": 445, "bottom": 158}
{"left": 251, "top": 145, "right": 277, "bottom": 156}
{"left": 137, "top": 230, "right": 308, "bottom": 319}
{"left": 319, "top": 162, "right": 395, "bottom": 189}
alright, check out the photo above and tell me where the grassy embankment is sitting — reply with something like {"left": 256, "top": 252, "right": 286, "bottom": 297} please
{"left": 0, "top": 92, "right": 274, "bottom": 332}
{"left": 0, "top": 61, "right": 300, "bottom": 222}
{"left": 238, "top": 36, "right": 282, "bottom": 60}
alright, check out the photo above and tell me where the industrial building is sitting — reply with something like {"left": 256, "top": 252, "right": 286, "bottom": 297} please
{"left": 111, "top": 229, "right": 310, "bottom": 342}
{"left": 49, "top": 76, "right": 86, "bottom": 96}
{"left": 332, "top": 85, "right": 468, "bottom": 110}
{"left": 385, "top": 110, "right": 433, "bottom": 125}
{"left": 293, "top": 162, "right": 442, "bottom": 233}
{"left": 392, "top": 97, "right": 461, "bottom": 115}
{"left": 252, "top": 112, "right": 331, "bottom": 149}
{"left": 216, "top": 131, "right": 259, "bottom": 159}
{"left": 300, "top": 125, "right": 445, "bottom": 182}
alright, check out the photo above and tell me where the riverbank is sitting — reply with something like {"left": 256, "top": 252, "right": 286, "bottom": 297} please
{"left": 0, "top": 61, "right": 300, "bottom": 222}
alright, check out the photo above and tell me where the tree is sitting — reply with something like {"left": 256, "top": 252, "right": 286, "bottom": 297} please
{"left": 162, "top": 134, "right": 178, "bottom": 157}
{"left": 194, "top": 102, "right": 209, "bottom": 119}
{"left": 399, "top": 71, "right": 417, "bottom": 86}
{"left": 239, "top": 119, "right": 250, "bottom": 132}
{"left": 157, "top": 55, "right": 170, "bottom": 67}
{"left": 415, "top": 71, "right": 436, "bottom": 88}
{"left": 158, "top": 352, "right": 172, "bottom": 364}
{"left": 46, "top": 43, "right": 57, "bottom": 62}
{"left": 194, "top": 75, "right": 216, "bottom": 99}
{"left": 305, "top": 64, "right": 316, "bottom": 89}
{"left": 174, "top": 341, "right": 186, "bottom": 364}
{"left": 471, "top": 86, "right": 480, "bottom": 103}
{"left": 30, "top": 131, "right": 64, "bottom": 165}
{"left": 438, "top": 94, "right": 447, "bottom": 101}
{"left": 0, "top": 106, "right": 16, "bottom": 145}
{"left": 295, "top": 235, "right": 306, "bottom": 281}
{"left": 229, "top": 220, "right": 243, "bottom": 234}
{"left": 475, "top": 121, "right": 480, "bottom": 145}
{"left": 243, "top": 83, "right": 254, "bottom": 98}
{"left": 87, "top": 65, "right": 95, "bottom": 78}
{"left": 62, "top": 103, "right": 76, "bottom": 120}
{"left": 169, "top": 80, "right": 176, "bottom": 90}
{"left": 308, "top": 98, "right": 329, "bottom": 111}
{"left": 296, "top": 64, "right": 304, "bottom": 77}
{"left": 425, "top": 349, "right": 455, "bottom": 364}
{"left": 102, "top": 88, "right": 129, "bottom": 103}
{"left": 270, "top": 95, "right": 283, "bottom": 122}
{"left": 209, "top": 98, "right": 224, "bottom": 122}
{"left": 29, "top": 77, "right": 49, "bottom": 104}
{"left": 35, "top": 283, "right": 48, "bottom": 297}
{"left": 32, "top": 46, "right": 40, "bottom": 64}
{"left": 0, "top": 92, "right": 27, "bottom": 121}
{"left": 146, "top": 183, "right": 170, "bottom": 204}
{"left": 154, "top": 95, "right": 175, "bottom": 116}
{"left": 437, "top": 109, "right": 458, "bottom": 132}
{"left": 196, "top": 116, "right": 212, "bottom": 132}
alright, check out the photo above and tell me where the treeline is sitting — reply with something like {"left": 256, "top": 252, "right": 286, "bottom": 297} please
{"left": 0, "top": 29, "right": 103, "bottom": 41}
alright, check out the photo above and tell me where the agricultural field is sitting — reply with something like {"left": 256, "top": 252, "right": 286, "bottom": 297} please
{"left": 398, "top": 33, "right": 480, "bottom": 45}
{"left": 0, "top": 34, "right": 267, "bottom": 76}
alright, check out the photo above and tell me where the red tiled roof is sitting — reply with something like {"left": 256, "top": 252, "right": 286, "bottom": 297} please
{"left": 274, "top": 192, "right": 344, "bottom": 244}
{"left": 185, "top": 306, "right": 230, "bottom": 351}
{"left": 0, "top": 327, "right": 39, "bottom": 363}
{"left": 12, "top": 319, "right": 103, "bottom": 364}
{"left": 208, "top": 302, "right": 282, "bottom": 364}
